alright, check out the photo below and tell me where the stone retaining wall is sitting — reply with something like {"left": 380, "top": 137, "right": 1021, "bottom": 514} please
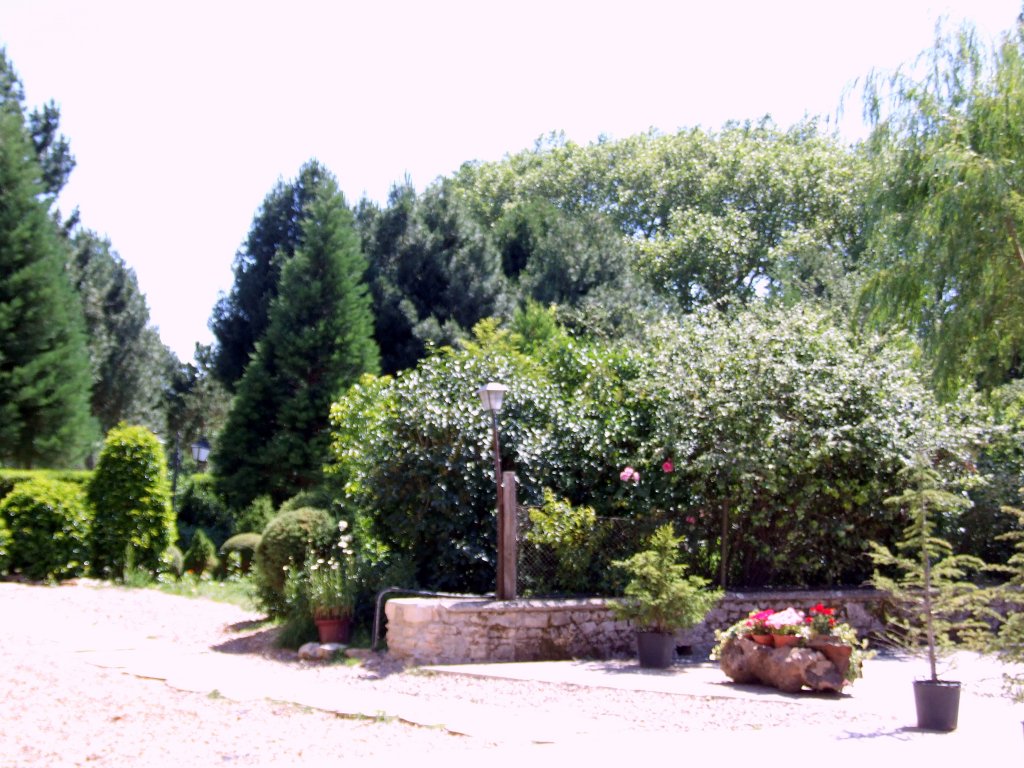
{"left": 384, "top": 589, "right": 888, "bottom": 666}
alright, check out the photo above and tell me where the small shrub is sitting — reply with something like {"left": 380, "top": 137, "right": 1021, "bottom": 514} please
{"left": 87, "top": 424, "right": 175, "bottom": 578}
{"left": 162, "top": 544, "right": 184, "bottom": 579}
{"left": 254, "top": 507, "right": 334, "bottom": 617}
{"left": 0, "top": 477, "right": 90, "bottom": 581}
{"left": 219, "top": 532, "right": 261, "bottom": 574}
{"left": 182, "top": 529, "right": 217, "bottom": 577}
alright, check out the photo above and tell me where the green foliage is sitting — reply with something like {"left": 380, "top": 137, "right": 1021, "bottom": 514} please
{"left": 182, "top": 528, "right": 217, "bottom": 576}
{"left": 68, "top": 228, "right": 172, "bottom": 436}
{"left": 162, "top": 543, "right": 184, "bottom": 579}
{"left": 0, "top": 476, "right": 89, "bottom": 580}
{"left": 859, "top": 21, "right": 1024, "bottom": 397}
{"left": 990, "top": 506, "right": 1024, "bottom": 700}
{"left": 233, "top": 494, "right": 275, "bottom": 535}
{"left": 523, "top": 489, "right": 602, "bottom": 595}
{"left": 176, "top": 474, "right": 232, "bottom": 549}
{"left": 87, "top": 424, "right": 175, "bottom": 578}
{"left": 0, "top": 515, "right": 11, "bottom": 574}
{"left": 453, "top": 120, "right": 866, "bottom": 314}
{"left": 219, "top": 532, "right": 261, "bottom": 573}
{"left": 611, "top": 524, "right": 722, "bottom": 633}
{"left": 361, "top": 180, "right": 510, "bottom": 374}
{"left": 253, "top": 507, "right": 335, "bottom": 617}
{"left": 214, "top": 166, "right": 379, "bottom": 509}
{"left": 211, "top": 161, "right": 332, "bottom": 389}
{"left": 869, "top": 459, "right": 994, "bottom": 681}
{"left": 328, "top": 304, "right": 979, "bottom": 592}
{"left": 0, "top": 55, "right": 97, "bottom": 468}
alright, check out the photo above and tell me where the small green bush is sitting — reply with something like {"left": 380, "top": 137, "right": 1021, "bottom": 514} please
{"left": 162, "top": 544, "right": 184, "bottom": 579}
{"left": 0, "top": 515, "right": 13, "bottom": 574}
{"left": 254, "top": 507, "right": 335, "bottom": 617}
{"left": 220, "top": 532, "right": 261, "bottom": 574}
{"left": 0, "top": 477, "right": 90, "bottom": 580}
{"left": 182, "top": 529, "right": 217, "bottom": 577}
{"left": 87, "top": 424, "right": 175, "bottom": 578}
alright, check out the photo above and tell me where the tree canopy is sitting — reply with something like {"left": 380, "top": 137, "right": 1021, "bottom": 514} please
{"left": 859, "top": 21, "right": 1024, "bottom": 397}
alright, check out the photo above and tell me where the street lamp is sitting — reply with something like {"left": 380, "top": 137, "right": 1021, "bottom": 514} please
{"left": 190, "top": 436, "right": 211, "bottom": 468}
{"left": 477, "top": 382, "right": 512, "bottom": 599}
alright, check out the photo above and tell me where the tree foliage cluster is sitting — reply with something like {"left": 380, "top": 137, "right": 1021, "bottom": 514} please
{"left": 0, "top": 424, "right": 175, "bottom": 581}
{"left": 327, "top": 305, "right": 988, "bottom": 592}
{"left": 0, "top": 49, "right": 182, "bottom": 470}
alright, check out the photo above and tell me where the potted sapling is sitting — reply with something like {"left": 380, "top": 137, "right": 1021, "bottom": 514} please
{"left": 869, "top": 458, "right": 993, "bottom": 731}
{"left": 612, "top": 523, "right": 722, "bottom": 668}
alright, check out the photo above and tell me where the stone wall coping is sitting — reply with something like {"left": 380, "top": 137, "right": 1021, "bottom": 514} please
{"left": 386, "top": 596, "right": 615, "bottom": 614}
{"left": 386, "top": 590, "right": 886, "bottom": 612}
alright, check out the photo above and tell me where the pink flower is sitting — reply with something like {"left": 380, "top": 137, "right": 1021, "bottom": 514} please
{"left": 685, "top": 515, "right": 697, "bottom": 525}
{"left": 662, "top": 459, "right": 674, "bottom": 473}
{"left": 619, "top": 466, "right": 640, "bottom": 483}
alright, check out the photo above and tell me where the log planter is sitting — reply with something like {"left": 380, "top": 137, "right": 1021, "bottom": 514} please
{"left": 719, "top": 636, "right": 853, "bottom": 693}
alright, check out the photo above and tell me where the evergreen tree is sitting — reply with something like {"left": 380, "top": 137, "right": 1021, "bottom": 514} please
{"left": 210, "top": 161, "right": 330, "bottom": 389}
{"left": 214, "top": 170, "right": 379, "bottom": 508}
{"left": 69, "top": 229, "right": 173, "bottom": 435}
{"left": 362, "top": 180, "right": 509, "bottom": 374}
{"left": 0, "top": 108, "right": 96, "bottom": 467}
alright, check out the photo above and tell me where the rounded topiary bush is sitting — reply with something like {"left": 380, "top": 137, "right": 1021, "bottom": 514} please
{"left": 0, "top": 477, "right": 90, "bottom": 580}
{"left": 220, "top": 532, "right": 261, "bottom": 574}
{"left": 87, "top": 424, "right": 175, "bottom": 578}
{"left": 255, "top": 507, "right": 334, "bottom": 616}
{"left": 182, "top": 529, "right": 217, "bottom": 576}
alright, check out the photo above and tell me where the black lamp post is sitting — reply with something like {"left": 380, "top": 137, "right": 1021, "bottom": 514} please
{"left": 477, "top": 382, "right": 510, "bottom": 598}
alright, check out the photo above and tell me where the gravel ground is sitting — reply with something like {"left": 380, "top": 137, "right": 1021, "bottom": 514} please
{"left": 0, "top": 581, "right": 906, "bottom": 767}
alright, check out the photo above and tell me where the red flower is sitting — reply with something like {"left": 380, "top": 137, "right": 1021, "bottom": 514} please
{"left": 662, "top": 459, "right": 675, "bottom": 473}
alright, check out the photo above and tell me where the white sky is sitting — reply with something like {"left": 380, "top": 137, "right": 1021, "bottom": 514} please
{"left": 1, "top": 0, "right": 1019, "bottom": 361}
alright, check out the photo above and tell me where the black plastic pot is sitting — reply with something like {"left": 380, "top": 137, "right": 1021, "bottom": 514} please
{"left": 636, "top": 631, "right": 675, "bottom": 668}
{"left": 913, "top": 679, "right": 961, "bottom": 731}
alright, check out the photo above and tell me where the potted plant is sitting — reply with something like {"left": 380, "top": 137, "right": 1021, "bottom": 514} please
{"left": 765, "top": 606, "right": 805, "bottom": 647}
{"left": 612, "top": 523, "right": 722, "bottom": 668}
{"left": 305, "top": 521, "right": 357, "bottom": 644}
{"left": 869, "top": 458, "right": 991, "bottom": 731}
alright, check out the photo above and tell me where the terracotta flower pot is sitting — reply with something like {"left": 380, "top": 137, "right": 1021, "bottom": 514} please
{"left": 772, "top": 633, "right": 800, "bottom": 648}
{"left": 750, "top": 633, "right": 774, "bottom": 646}
{"left": 314, "top": 615, "right": 352, "bottom": 644}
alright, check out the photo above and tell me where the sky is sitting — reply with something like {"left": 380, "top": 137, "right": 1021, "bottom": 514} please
{"left": 1, "top": 0, "right": 1021, "bottom": 362}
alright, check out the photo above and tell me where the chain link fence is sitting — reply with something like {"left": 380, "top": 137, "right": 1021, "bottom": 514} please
{"left": 515, "top": 506, "right": 671, "bottom": 598}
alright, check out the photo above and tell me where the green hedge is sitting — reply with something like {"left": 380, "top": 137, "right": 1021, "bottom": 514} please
{"left": 0, "top": 476, "right": 90, "bottom": 580}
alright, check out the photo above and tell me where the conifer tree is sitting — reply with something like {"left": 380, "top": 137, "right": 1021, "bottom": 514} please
{"left": 214, "top": 169, "right": 379, "bottom": 508}
{"left": 0, "top": 107, "right": 96, "bottom": 467}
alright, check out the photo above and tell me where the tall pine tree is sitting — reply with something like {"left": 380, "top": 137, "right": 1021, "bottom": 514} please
{"left": 214, "top": 168, "right": 379, "bottom": 508}
{"left": 0, "top": 106, "right": 96, "bottom": 467}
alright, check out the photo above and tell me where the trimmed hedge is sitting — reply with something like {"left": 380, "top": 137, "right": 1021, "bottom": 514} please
{"left": 87, "top": 424, "right": 175, "bottom": 578}
{"left": 0, "top": 476, "right": 90, "bottom": 580}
